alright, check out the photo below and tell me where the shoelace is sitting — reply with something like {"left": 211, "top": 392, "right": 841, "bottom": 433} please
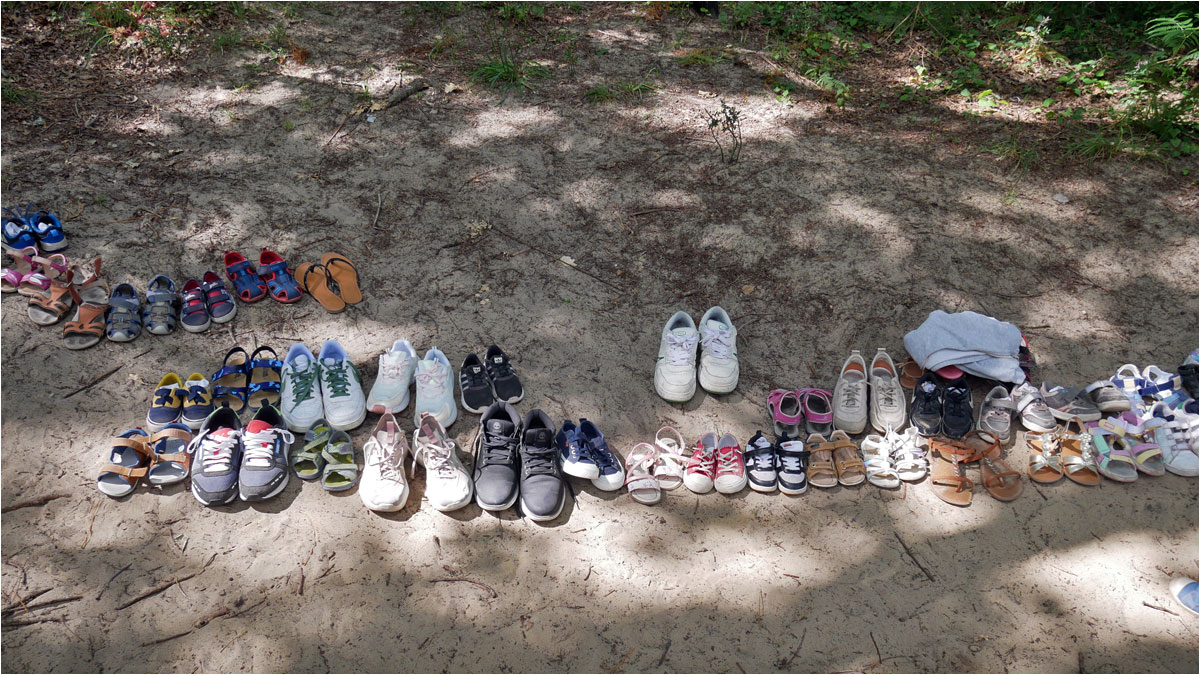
{"left": 196, "top": 431, "right": 241, "bottom": 473}
{"left": 746, "top": 442, "right": 774, "bottom": 472}
{"left": 523, "top": 447, "right": 558, "bottom": 475}
{"left": 461, "top": 366, "right": 490, "bottom": 390}
{"left": 153, "top": 387, "right": 177, "bottom": 407}
{"left": 324, "top": 362, "right": 351, "bottom": 398}
{"left": 917, "top": 386, "right": 941, "bottom": 416}
{"left": 243, "top": 427, "right": 295, "bottom": 467}
{"left": 367, "top": 437, "right": 404, "bottom": 482}
{"left": 874, "top": 379, "right": 898, "bottom": 408}
{"left": 591, "top": 443, "right": 617, "bottom": 471}
{"left": 715, "top": 445, "right": 741, "bottom": 475}
{"left": 479, "top": 431, "right": 517, "bottom": 468}
{"left": 489, "top": 357, "right": 516, "bottom": 380}
{"left": 187, "top": 385, "right": 209, "bottom": 403}
{"left": 380, "top": 357, "right": 411, "bottom": 381}
{"left": 944, "top": 386, "right": 971, "bottom": 417}
{"left": 841, "top": 382, "right": 862, "bottom": 407}
{"left": 416, "top": 437, "right": 460, "bottom": 478}
{"left": 663, "top": 332, "right": 698, "bottom": 366}
{"left": 688, "top": 443, "right": 715, "bottom": 477}
{"left": 417, "top": 367, "right": 449, "bottom": 396}
{"left": 287, "top": 366, "right": 318, "bottom": 407}
{"left": 701, "top": 328, "right": 732, "bottom": 360}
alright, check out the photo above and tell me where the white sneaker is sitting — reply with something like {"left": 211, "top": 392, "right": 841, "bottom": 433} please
{"left": 413, "top": 413, "right": 473, "bottom": 511}
{"left": 654, "top": 311, "right": 699, "bottom": 402}
{"left": 414, "top": 347, "right": 457, "bottom": 428}
{"left": 280, "top": 343, "right": 323, "bottom": 432}
{"left": 366, "top": 339, "right": 417, "bottom": 414}
{"left": 359, "top": 413, "right": 409, "bottom": 512}
{"left": 697, "top": 306, "right": 738, "bottom": 394}
{"left": 834, "top": 350, "right": 868, "bottom": 434}
{"left": 318, "top": 340, "right": 367, "bottom": 431}
{"left": 868, "top": 348, "right": 907, "bottom": 432}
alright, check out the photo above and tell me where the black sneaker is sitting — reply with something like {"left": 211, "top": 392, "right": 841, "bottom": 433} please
{"left": 473, "top": 402, "right": 521, "bottom": 511}
{"left": 519, "top": 409, "right": 564, "bottom": 522}
{"left": 776, "top": 433, "right": 809, "bottom": 495}
{"left": 910, "top": 372, "right": 943, "bottom": 436}
{"left": 485, "top": 345, "right": 524, "bottom": 404}
{"left": 744, "top": 431, "right": 777, "bottom": 492}
{"left": 941, "top": 376, "right": 973, "bottom": 438}
{"left": 459, "top": 353, "right": 495, "bottom": 414}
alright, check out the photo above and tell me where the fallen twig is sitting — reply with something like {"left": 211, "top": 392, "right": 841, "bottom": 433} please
{"left": 297, "top": 565, "right": 305, "bottom": 596}
{"left": 893, "top": 532, "right": 935, "bottom": 583}
{"left": 656, "top": 639, "right": 671, "bottom": 667}
{"left": 1, "top": 595, "right": 82, "bottom": 616}
{"left": 80, "top": 500, "right": 100, "bottom": 549}
{"left": 141, "top": 629, "right": 194, "bottom": 647}
{"left": 222, "top": 595, "right": 268, "bottom": 620}
{"left": 780, "top": 628, "right": 807, "bottom": 668}
{"left": 381, "top": 78, "right": 430, "bottom": 109}
{"left": 458, "top": 166, "right": 506, "bottom": 190}
{"left": 1142, "top": 601, "right": 1179, "bottom": 616}
{"left": 371, "top": 193, "right": 382, "bottom": 229}
{"left": 430, "top": 578, "right": 498, "bottom": 598}
{"left": 64, "top": 349, "right": 152, "bottom": 398}
{"left": 2, "top": 615, "right": 66, "bottom": 628}
{"left": 628, "top": 207, "right": 684, "bottom": 218}
{"left": 1, "top": 588, "right": 52, "bottom": 613}
{"left": 1, "top": 494, "right": 70, "bottom": 514}
{"left": 117, "top": 553, "right": 216, "bottom": 611}
{"left": 96, "top": 563, "right": 132, "bottom": 601}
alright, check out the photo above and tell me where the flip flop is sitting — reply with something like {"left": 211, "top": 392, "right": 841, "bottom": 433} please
{"left": 967, "top": 431, "right": 1021, "bottom": 501}
{"left": 929, "top": 437, "right": 976, "bottom": 506}
{"left": 321, "top": 252, "right": 362, "bottom": 304}
{"left": 296, "top": 262, "right": 346, "bottom": 313}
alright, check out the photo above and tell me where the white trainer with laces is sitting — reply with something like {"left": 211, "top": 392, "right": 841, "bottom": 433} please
{"left": 367, "top": 339, "right": 418, "bottom": 414}
{"left": 359, "top": 413, "right": 409, "bottom": 512}
{"left": 868, "top": 348, "right": 907, "bottom": 432}
{"left": 414, "top": 347, "right": 458, "bottom": 428}
{"left": 654, "top": 311, "right": 699, "bottom": 402}
{"left": 697, "top": 306, "right": 738, "bottom": 394}
{"left": 833, "top": 350, "right": 868, "bottom": 434}
{"left": 413, "top": 413, "right": 474, "bottom": 512}
{"left": 318, "top": 340, "right": 367, "bottom": 431}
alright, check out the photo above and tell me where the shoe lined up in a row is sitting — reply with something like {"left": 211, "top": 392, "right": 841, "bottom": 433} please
{"left": 654, "top": 307, "right": 739, "bottom": 402}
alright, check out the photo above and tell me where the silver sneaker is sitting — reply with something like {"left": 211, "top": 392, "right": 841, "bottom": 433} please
{"left": 833, "top": 350, "right": 868, "bottom": 434}
{"left": 977, "top": 385, "right": 1016, "bottom": 443}
{"left": 868, "top": 348, "right": 906, "bottom": 432}
{"left": 1013, "top": 382, "right": 1056, "bottom": 432}
{"left": 1040, "top": 382, "right": 1101, "bottom": 422}
{"left": 1084, "top": 380, "right": 1132, "bottom": 413}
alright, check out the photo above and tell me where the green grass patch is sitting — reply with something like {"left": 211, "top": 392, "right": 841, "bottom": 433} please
{"left": 674, "top": 48, "right": 728, "bottom": 67}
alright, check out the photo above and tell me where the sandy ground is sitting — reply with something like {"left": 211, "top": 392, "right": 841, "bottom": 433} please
{"left": 2, "top": 3, "right": 1198, "bottom": 673}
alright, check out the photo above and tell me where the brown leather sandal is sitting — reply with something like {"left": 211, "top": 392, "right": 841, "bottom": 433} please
{"left": 929, "top": 437, "right": 979, "bottom": 506}
{"left": 322, "top": 252, "right": 362, "bottom": 304}
{"left": 63, "top": 259, "right": 109, "bottom": 350}
{"left": 829, "top": 430, "right": 866, "bottom": 486}
{"left": 96, "top": 431, "right": 153, "bottom": 498}
{"left": 296, "top": 262, "right": 346, "bottom": 313}
{"left": 806, "top": 433, "right": 838, "bottom": 488}
{"left": 146, "top": 426, "right": 194, "bottom": 486}
{"left": 897, "top": 359, "right": 925, "bottom": 389}
{"left": 966, "top": 431, "right": 1022, "bottom": 501}
{"left": 27, "top": 267, "right": 75, "bottom": 326}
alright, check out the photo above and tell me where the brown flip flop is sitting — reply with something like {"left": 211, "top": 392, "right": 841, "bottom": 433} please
{"left": 1025, "top": 428, "right": 1065, "bottom": 484}
{"left": 898, "top": 359, "right": 924, "bottom": 389}
{"left": 929, "top": 437, "right": 977, "bottom": 506}
{"left": 296, "top": 262, "right": 346, "bottom": 313}
{"left": 967, "top": 431, "right": 1022, "bottom": 501}
{"left": 1060, "top": 417, "right": 1101, "bottom": 486}
{"left": 321, "top": 252, "right": 362, "bottom": 304}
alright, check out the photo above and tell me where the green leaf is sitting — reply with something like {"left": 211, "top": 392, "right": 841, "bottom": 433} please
{"left": 1042, "top": 98, "right": 1054, "bottom": 107}
{"left": 960, "top": 88, "right": 970, "bottom": 98}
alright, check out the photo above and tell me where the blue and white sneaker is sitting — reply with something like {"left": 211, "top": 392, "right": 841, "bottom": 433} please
{"left": 239, "top": 404, "right": 294, "bottom": 502}
{"left": 1, "top": 208, "right": 37, "bottom": 250}
{"left": 188, "top": 406, "right": 243, "bottom": 506}
{"left": 281, "top": 343, "right": 323, "bottom": 432}
{"left": 318, "top": 339, "right": 367, "bottom": 431}
{"left": 1170, "top": 578, "right": 1199, "bottom": 616}
{"left": 556, "top": 420, "right": 598, "bottom": 480}
{"left": 579, "top": 419, "right": 624, "bottom": 491}
{"left": 28, "top": 209, "right": 66, "bottom": 251}
{"left": 744, "top": 431, "right": 777, "bottom": 492}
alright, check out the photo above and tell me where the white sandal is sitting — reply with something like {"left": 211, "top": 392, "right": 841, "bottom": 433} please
{"left": 892, "top": 427, "right": 929, "bottom": 481}
{"left": 625, "top": 443, "right": 662, "bottom": 505}
{"left": 652, "top": 426, "right": 688, "bottom": 490}
{"left": 860, "top": 434, "right": 900, "bottom": 488}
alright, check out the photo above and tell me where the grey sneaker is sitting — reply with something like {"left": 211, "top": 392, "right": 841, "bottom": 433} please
{"left": 833, "top": 350, "right": 868, "bottom": 434}
{"left": 977, "top": 385, "right": 1016, "bottom": 443}
{"left": 519, "top": 409, "right": 565, "bottom": 522}
{"left": 473, "top": 401, "right": 522, "bottom": 511}
{"left": 1084, "top": 380, "right": 1133, "bottom": 413}
{"left": 188, "top": 406, "right": 243, "bottom": 506}
{"left": 868, "top": 348, "right": 906, "bottom": 432}
{"left": 1013, "top": 382, "right": 1056, "bottom": 432}
{"left": 238, "top": 404, "right": 294, "bottom": 502}
{"left": 1040, "top": 383, "right": 1101, "bottom": 422}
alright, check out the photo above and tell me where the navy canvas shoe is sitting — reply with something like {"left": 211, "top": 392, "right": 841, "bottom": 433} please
{"left": 557, "top": 420, "right": 598, "bottom": 480}
{"left": 579, "top": 419, "right": 624, "bottom": 491}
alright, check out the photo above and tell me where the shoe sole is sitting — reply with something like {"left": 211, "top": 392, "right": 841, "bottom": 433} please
{"left": 714, "top": 476, "right": 748, "bottom": 494}
{"left": 779, "top": 483, "right": 808, "bottom": 496}
{"left": 180, "top": 415, "right": 207, "bottom": 431}
{"left": 458, "top": 391, "right": 492, "bottom": 415}
{"left": 191, "top": 482, "right": 237, "bottom": 506}
{"left": 1049, "top": 408, "right": 1101, "bottom": 422}
{"left": 654, "top": 374, "right": 696, "bottom": 403}
{"left": 1022, "top": 420, "right": 1057, "bottom": 433}
{"left": 239, "top": 470, "right": 289, "bottom": 502}
{"left": 182, "top": 319, "right": 211, "bottom": 333}
{"left": 748, "top": 480, "right": 778, "bottom": 493}
{"left": 476, "top": 489, "right": 519, "bottom": 512}
{"left": 144, "top": 414, "right": 179, "bottom": 434}
{"left": 414, "top": 404, "right": 457, "bottom": 430}
{"left": 210, "top": 305, "right": 237, "bottom": 324}
{"left": 869, "top": 407, "right": 907, "bottom": 434}
{"left": 361, "top": 488, "right": 411, "bottom": 512}
{"left": 834, "top": 416, "right": 867, "bottom": 435}
{"left": 431, "top": 488, "right": 475, "bottom": 512}
{"left": 329, "top": 406, "right": 368, "bottom": 431}
{"left": 682, "top": 475, "right": 713, "bottom": 493}
{"left": 1097, "top": 401, "right": 1132, "bottom": 413}
{"left": 521, "top": 490, "right": 565, "bottom": 522}
{"left": 368, "top": 391, "right": 410, "bottom": 415}
{"left": 39, "top": 240, "right": 68, "bottom": 252}
{"left": 562, "top": 460, "right": 600, "bottom": 480}
{"left": 975, "top": 421, "right": 1011, "bottom": 445}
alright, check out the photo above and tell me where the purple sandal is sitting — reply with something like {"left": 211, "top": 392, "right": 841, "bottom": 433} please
{"left": 797, "top": 388, "right": 834, "bottom": 436}
{"left": 768, "top": 389, "right": 803, "bottom": 437}
{"left": 1088, "top": 418, "right": 1139, "bottom": 482}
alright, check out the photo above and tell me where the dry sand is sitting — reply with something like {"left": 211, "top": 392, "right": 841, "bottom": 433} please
{"left": 2, "top": 3, "right": 1197, "bottom": 673}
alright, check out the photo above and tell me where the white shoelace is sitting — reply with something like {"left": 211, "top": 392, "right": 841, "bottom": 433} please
{"left": 367, "top": 438, "right": 404, "bottom": 482}
{"left": 701, "top": 328, "right": 732, "bottom": 360}
{"left": 196, "top": 431, "right": 241, "bottom": 472}
{"left": 778, "top": 440, "right": 804, "bottom": 473}
{"left": 663, "top": 332, "right": 698, "bottom": 366}
{"left": 243, "top": 428, "right": 295, "bottom": 467}
{"left": 873, "top": 378, "right": 899, "bottom": 408}
{"left": 416, "top": 367, "right": 449, "bottom": 396}
{"left": 715, "top": 445, "right": 741, "bottom": 475}
{"left": 416, "top": 437, "right": 459, "bottom": 478}
{"left": 380, "top": 356, "right": 412, "bottom": 381}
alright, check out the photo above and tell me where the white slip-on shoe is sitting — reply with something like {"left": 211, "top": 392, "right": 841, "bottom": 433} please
{"left": 868, "top": 348, "right": 907, "bottom": 432}
{"left": 654, "top": 311, "right": 699, "bottom": 402}
{"left": 697, "top": 306, "right": 738, "bottom": 394}
{"left": 367, "top": 339, "right": 417, "bottom": 414}
{"left": 414, "top": 347, "right": 458, "bottom": 428}
{"left": 413, "top": 413, "right": 474, "bottom": 512}
{"left": 833, "top": 350, "right": 868, "bottom": 434}
{"left": 359, "top": 413, "right": 409, "bottom": 512}
{"left": 280, "top": 343, "right": 323, "bottom": 432}
{"left": 318, "top": 340, "right": 367, "bottom": 431}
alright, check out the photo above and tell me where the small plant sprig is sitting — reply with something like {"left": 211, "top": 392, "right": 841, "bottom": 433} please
{"left": 705, "top": 99, "right": 744, "bottom": 164}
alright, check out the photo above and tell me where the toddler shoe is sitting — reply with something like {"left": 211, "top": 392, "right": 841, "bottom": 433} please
{"left": 579, "top": 419, "right": 624, "bottom": 491}
{"left": 485, "top": 345, "right": 524, "bottom": 404}
{"left": 941, "top": 375, "right": 974, "bottom": 438}
{"left": 27, "top": 208, "right": 66, "bottom": 252}
{"left": 910, "top": 373, "right": 944, "bottom": 436}
{"left": 180, "top": 279, "right": 212, "bottom": 333}
{"left": 258, "top": 248, "right": 303, "bottom": 303}
{"left": 143, "top": 275, "right": 179, "bottom": 335}
{"left": 1013, "top": 382, "right": 1056, "bottom": 432}
{"left": 1085, "top": 379, "right": 1132, "bottom": 413}
{"left": 146, "top": 373, "right": 185, "bottom": 432}
{"left": 458, "top": 352, "right": 495, "bottom": 414}
{"left": 557, "top": 420, "right": 598, "bottom": 479}
{"left": 776, "top": 434, "right": 810, "bottom": 494}
{"left": 712, "top": 433, "right": 746, "bottom": 494}
{"left": 697, "top": 306, "right": 738, "bottom": 394}
{"left": 180, "top": 373, "right": 214, "bottom": 429}
{"left": 684, "top": 432, "right": 718, "bottom": 493}
{"left": 106, "top": 283, "right": 142, "bottom": 342}
{"left": 767, "top": 389, "right": 803, "bottom": 437}
{"left": 744, "top": 431, "right": 778, "bottom": 493}
{"left": 2, "top": 208, "right": 38, "bottom": 250}
{"left": 1040, "top": 382, "right": 1102, "bottom": 422}
{"left": 201, "top": 271, "right": 237, "bottom": 323}
{"left": 224, "top": 251, "right": 268, "bottom": 302}
{"left": 977, "top": 385, "right": 1016, "bottom": 443}
{"left": 368, "top": 339, "right": 418, "bottom": 414}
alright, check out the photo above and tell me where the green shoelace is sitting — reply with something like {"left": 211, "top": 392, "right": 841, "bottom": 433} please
{"left": 324, "top": 361, "right": 351, "bottom": 398}
{"left": 288, "top": 365, "right": 318, "bottom": 408}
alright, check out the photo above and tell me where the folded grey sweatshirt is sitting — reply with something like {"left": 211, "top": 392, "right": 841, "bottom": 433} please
{"left": 903, "top": 310, "right": 1026, "bottom": 384}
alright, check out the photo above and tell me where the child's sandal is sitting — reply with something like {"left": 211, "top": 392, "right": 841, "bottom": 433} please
{"left": 247, "top": 346, "right": 283, "bottom": 411}
{"left": 258, "top": 249, "right": 303, "bottom": 303}
{"left": 97, "top": 429, "right": 152, "bottom": 498}
{"left": 321, "top": 429, "right": 359, "bottom": 491}
{"left": 106, "top": 283, "right": 143, "bottom": 342}
{"left": 146, "top": 424, "right": 193, "bottom": 486}
{"left": 26, "top": 267, "right": 75, "bottom": 325}
{"left": 293, "top": 420, "right": 332, "bottom": 480}
{"left": 212, "top": 346, "right": 250, "bottom": 413}
{"left": 63, "top": 260, "right": 109, "bottom": 350}
{"left": 144, "top": 275, "right": 180, "bottom": 336}
{"left": 224, "top": 251, "right": 267, "bottom": 302}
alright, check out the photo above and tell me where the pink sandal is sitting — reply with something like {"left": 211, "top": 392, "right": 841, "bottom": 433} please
{"left": 2, "top": 246, "right": 39, "bottom": 294}
{"left": 768, "top": 389, "right": 803, "bottom": 437}
{"left": 797, "top": 388, "right": 834, "bottom": 436}
{"left": 18, "top": 252, "right": 68, "bottom": 297}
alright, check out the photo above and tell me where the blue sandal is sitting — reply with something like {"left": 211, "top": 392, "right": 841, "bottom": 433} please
{"left": 224, "top": 251, "right": 267, "bottom": 302}
{"left": 106, "top": 283, "right": 143, "bottom": 342}
{"left": 144, "top": 275, "right": 179, "bottom": 335}
{"left": 248, "top": 346, "right": 283, "bottom": 411}
{"left": 212, "top": 346, "right": 249, "bottom": 413}
{"left": 258, "top": 249, "right": 303, "bottom": 303}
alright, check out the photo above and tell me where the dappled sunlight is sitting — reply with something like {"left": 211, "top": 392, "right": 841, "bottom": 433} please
{"left": 446, "top": 106, "right": 563, "bottom": 148}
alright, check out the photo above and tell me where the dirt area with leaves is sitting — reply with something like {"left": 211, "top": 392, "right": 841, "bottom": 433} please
{"left": 2, "top": 3, "right": 1197, "bottom": 673}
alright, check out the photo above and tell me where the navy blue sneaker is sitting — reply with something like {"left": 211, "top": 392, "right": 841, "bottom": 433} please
{"left": 189, "top": 406, "right": 243, "bottom": 506}
{"left": 519, "top": 409, "right": 564, "bottom": 522}
{"left": 776, "top": 434, "right": 810, "bottom": 495}
{"left": 1, "top": 208, "right": 36, "bottom": 250}
{"left": 910, "top": 372, "right": 944, "bottom": 436}
{"left": 556, "top": 420, "right": 598, "bottom": 480}
{"left": 744, "top": 431, "right": 777, "bottom": 492}
{"left": 28, "top": 208, "right": 66, "bottom": 251}
{"left": 579, "top": 419, "right": 624, "bottom": 491}
{"left": 180, "top": 373, "right": 215, "bottom": 429}
{"left": 239, "top": 404, "right": 293, "bottom": 502}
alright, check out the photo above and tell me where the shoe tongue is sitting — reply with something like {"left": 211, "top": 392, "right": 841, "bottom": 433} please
{"left": 418, "top": 359, "right": 440, "bottom": 373}
{"left": 246, "top": 420, "right": 272, "bottom": 434}
{"left": 321, "top": 357, "right": 341, "bottom": 369}
{"left": 244, "top": 421, "right": 273, "bottom": 467}
{"left": 292, "top": 355, "right": 311, "bottom": 370}
{"left": 524, "top": 428, "right": 553, "bottom": 448}
{"left": 382, "top": 350, "right": 405, "bottom": 365}
{"left": 189, "top": 378, "right": 211, "bottom": 388}
{"left": 486, "top": 419, "right": 515, "bottom": 436}
{"left": 921, "top": 381, "right": 937, "bottom": 393}
{"left": 670, "top": 327, "right": 695, "bottom": 338}
{"left": 704, "top": 320, "right": 728, "bottom": 332}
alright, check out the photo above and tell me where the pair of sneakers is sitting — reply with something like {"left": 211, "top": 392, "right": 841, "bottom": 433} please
{"left": 911, "top": 372, "right": 973, "bottom": 437}
{"left": 280, "top": 340, "right": 366, "bottom": 432}
{"left": 460, "top": 345, "right": 524, "bottom": 414}
{"left": 189, "top": 403, "right": 293, "bottom": 505}
{"left": 358, "top": 412, "right": 474, "bottom": 512}
{"left": 683, "top": 432, "right": 746, "bottom": 494}
{"left": 473, "top": 403, "right": 566, "bottom": 521}
{"left": 365, "top": 341, "right": 459, "bottom": 428}
{"left": 146, "top": 372, "right": 214, "bottom": 432}
{"left": 557, "top": 419, "right": 625, "bottom": 491}
{"left": 654, "top": 307, "right": 738, "bottom": 402}
{"left": 832, "top": 349, "right": 907, "bottom": 434}
{"left": 744, "top": 432, "right": 809, "bottom": 494}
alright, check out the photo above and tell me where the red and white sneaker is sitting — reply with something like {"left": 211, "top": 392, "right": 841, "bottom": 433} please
{"left": 713, "top": 433, "right": 747, "bottom": 494}
{"left": 683, "top": 432, "right": 718, "bottom": 493}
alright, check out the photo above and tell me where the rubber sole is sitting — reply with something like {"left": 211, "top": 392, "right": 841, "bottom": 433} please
{"left": 779, "top": 482, "right": 808, "bottom": 496}
{"left": 328, "top": 405, "right": 368, "bottom": 431}
{"left": 561, "top": 459, "right": 600, "bottom": 480}
{"left": 714, "top": 476, "right": 748, "bottom": 494}
{"left": 683, "top": 475, "right": 714, "bottom": 494}
{"left": 476, "top": 488, "right": 519, "bottom": 512}
{"left": 182, "top": 318, "right": 211, "bottom": 333}
{"left": 430, "top": 487, "right": 475, "bottom": 513}
{"left": 869, "top": 407, "right": 907, "bottom": 434}
{"left": 360, "top": 486, "right": 410, "bottom": 512}
{"left": 210, "top": 305, "right": 237, "bottom": 324}
{"left": 239, "top": 470, "right": 289, "bottom": 502}
{"left": 414, "top": 403, "right": 457, "bottom": 430}
{"left": 748, "top": 480, "right": 778, "bottom": 493}
{"left": 1049, "top": 408, "right": 1102, "bottom": 422}
{"left": 191, "top": 481, "right": 237, "bottom": 506}
{"left": 458, "top": 392, "right": 492, "bottom": 415}
{"left": 521, "top": 490, "right": 565, "bottom": 522}
{"left": 368, "top": 390, "right": 411, "bottom": 415}
{"left": 144, "top": 414, "right": 178, "bottom": 434}
{"left": 39, "top": 240, "right": 67, "bottom": 253}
